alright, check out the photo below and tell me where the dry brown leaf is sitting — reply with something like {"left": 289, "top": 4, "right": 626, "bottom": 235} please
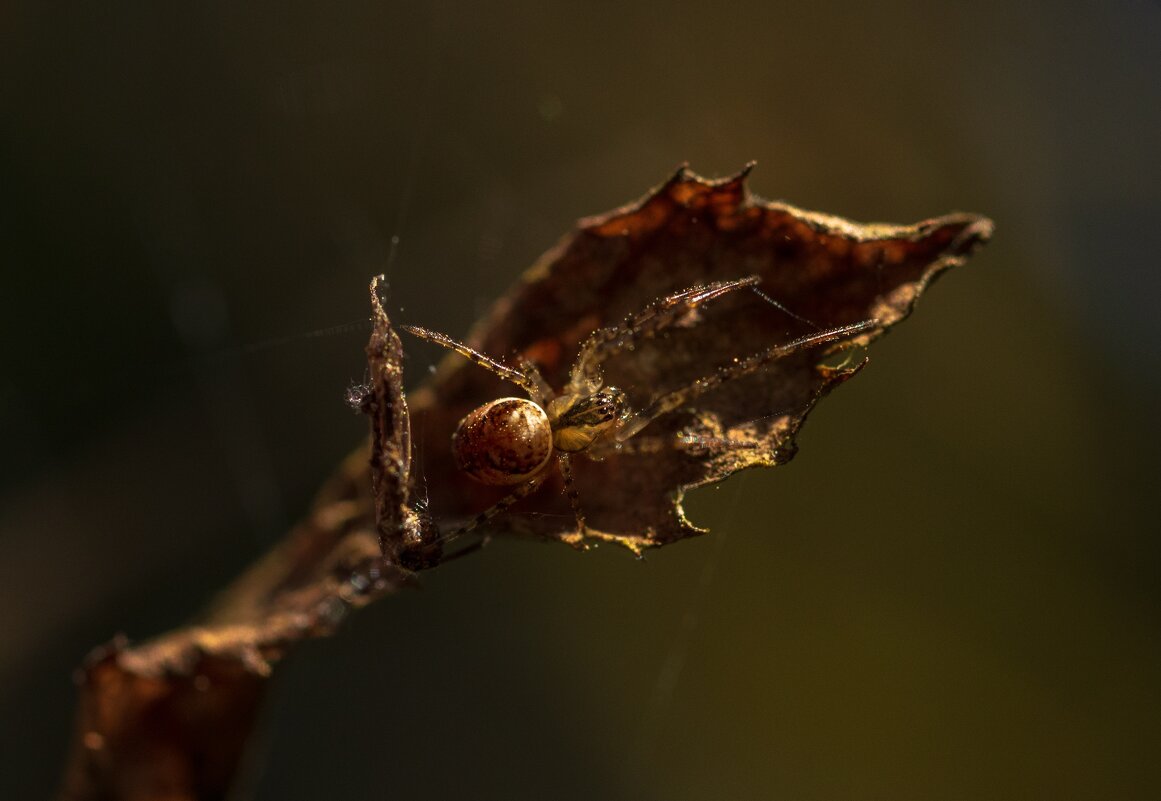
{"left": 405, "top": 165, "right": 993, "bottom": 555}
{"left": 58, "top": 295, "right": 414, "bottom": 801}
{"left": 58, "top": 165, "right": 991, "bottom": 800}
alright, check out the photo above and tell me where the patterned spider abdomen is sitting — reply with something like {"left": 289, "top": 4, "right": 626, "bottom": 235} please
{"left": 452, "top": 397, "right": 554, "bottom": 485}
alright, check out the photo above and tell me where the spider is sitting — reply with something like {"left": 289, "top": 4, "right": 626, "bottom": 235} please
{"left": 402, "top": 275, "right": 876, "bottom": 557}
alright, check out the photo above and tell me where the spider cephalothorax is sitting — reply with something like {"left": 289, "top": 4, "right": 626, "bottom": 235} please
{"left": 546, "top": 386, "right": 627, "bottom": 452}
{"left": 403, "top": 275, "right": 875, "bottom": 557}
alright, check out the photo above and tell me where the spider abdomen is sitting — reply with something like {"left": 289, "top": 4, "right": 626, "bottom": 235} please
{"left": 453, "top": 397, "right": 554, "bottom": 485}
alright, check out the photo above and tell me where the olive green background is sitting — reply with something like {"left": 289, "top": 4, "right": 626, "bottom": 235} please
{"left": 2, "top": 2, "right": 1159, "bottom": 799}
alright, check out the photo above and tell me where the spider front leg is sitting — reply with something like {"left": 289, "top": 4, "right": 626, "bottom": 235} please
{"left": 615, "top": 318, "right": 879, "bottom": 442}
{"left": 567, "top": 276, "right": 761, "bottom": 396}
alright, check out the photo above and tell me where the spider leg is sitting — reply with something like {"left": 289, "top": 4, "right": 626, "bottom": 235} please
{"left": 567, "top": 276, "right": 762, "bottom": 395}
{"left": 615, "top": 318, "right": 879, "bottom": 442}
{"left": 438, "top": 536, "right": 488, "bottom": 564}
{"left": 518, "top": 357, "right": 555, "bottom": 406}
{"left": 557, "top": 452, "right": 587, "bottom": 536}
{"left": 402, "top": 324, "right": 540, "bottom": 397}
{"left": 433, "top": 471, "right": 549, "bottom": 551}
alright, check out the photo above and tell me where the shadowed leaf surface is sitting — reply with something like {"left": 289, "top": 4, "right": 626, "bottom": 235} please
{"left": 58, "top": 166, "right": 991, "bottom": 800}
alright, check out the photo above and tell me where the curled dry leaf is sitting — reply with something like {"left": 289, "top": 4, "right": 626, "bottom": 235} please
{"left": 404, "top": 165, "right": 993, "bottom": 555}
{"left": 58, "top": 165, "right": 991, "bottom": 800}
{"left": 58, "top": 302, "right": 414, "bottom": 800}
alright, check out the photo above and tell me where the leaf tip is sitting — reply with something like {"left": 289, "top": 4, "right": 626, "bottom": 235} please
{"left": 960, "top": 214, "right": 995, "bottom": 251}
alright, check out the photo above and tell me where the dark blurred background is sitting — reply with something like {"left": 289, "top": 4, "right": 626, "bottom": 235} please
{"left": 2, "top": 1, "right": 1159, "bottom": 799}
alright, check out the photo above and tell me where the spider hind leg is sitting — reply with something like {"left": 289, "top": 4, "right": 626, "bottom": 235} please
{"left": 430, "top": 472, "right": 549, "bottom": 560}
{"left": 402, "top": 324, "right": 541, "bottom": 398}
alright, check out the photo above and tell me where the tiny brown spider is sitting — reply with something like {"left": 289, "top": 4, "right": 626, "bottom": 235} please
{"left": 403, "top": 275, "right": 876, "bottom": 556}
